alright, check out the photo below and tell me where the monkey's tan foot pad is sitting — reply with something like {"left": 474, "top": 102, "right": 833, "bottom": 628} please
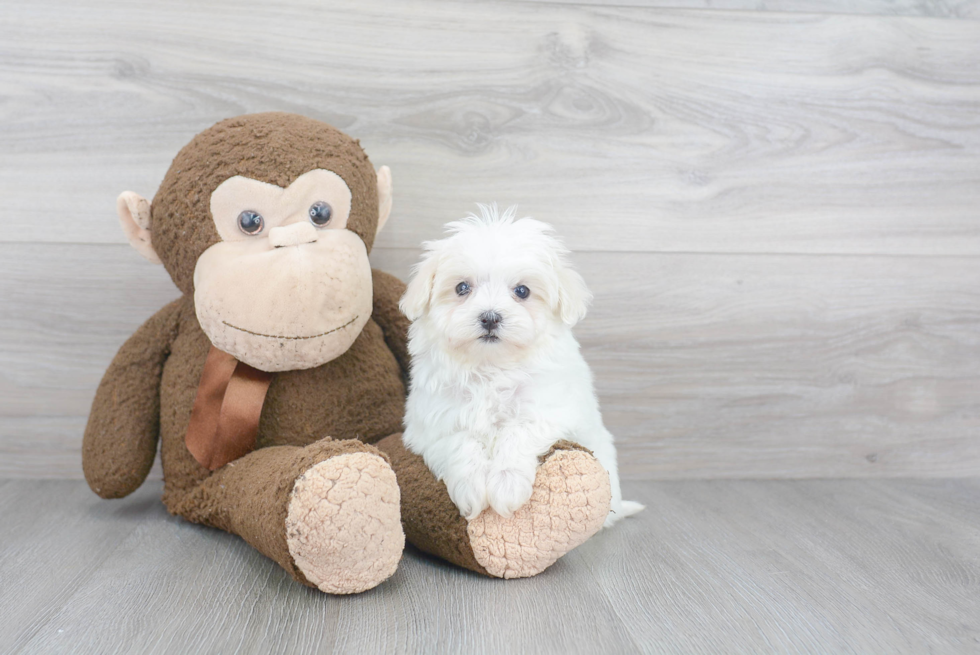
{"left": 467, "top": 449, "right": 611, "bottom": 579}
{"left": 286, "top": 452, "right": 404, "bottom": 594}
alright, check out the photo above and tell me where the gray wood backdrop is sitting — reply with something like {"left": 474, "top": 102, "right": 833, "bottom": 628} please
{"left": 1, "top": 0, "right": 978, "bottom": 480}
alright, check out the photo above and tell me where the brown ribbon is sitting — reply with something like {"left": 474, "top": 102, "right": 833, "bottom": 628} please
{"left": 185, "top": 346, "right": 274, "bottom": 470}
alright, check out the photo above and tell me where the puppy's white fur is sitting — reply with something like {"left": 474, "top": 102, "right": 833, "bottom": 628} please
{"left": 400, "top": 205, "right": 643, "bottom": 528}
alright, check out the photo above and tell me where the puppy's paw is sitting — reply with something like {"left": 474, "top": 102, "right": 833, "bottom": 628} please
{"left": 447, "top": 474, "right": 489, "bottom": 520}
{"left": 486, "top": 466, "right": 535, "bottom": 518}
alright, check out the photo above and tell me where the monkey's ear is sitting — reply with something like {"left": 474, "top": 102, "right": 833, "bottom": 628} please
{"left": 399, "top": 248, "right": 439, "bottom": 321}
{"left": 376, "top": 165, "right": 393, "bottom": 236}
{"left": 117, "top": 191, "right": 162, "bottom": 264}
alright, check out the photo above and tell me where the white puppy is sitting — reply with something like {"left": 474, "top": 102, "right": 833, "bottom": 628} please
{"left": 399, "top": 204, "right": 643, "bottom": 528}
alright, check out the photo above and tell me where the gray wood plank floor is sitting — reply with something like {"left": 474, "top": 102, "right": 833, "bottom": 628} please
{"left": 1, "top": 478, "right": 978, "bottom": 654}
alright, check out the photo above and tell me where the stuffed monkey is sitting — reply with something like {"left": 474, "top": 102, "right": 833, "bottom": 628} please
{"left": 83, "top": 112, "right": 610, "bottom": 593}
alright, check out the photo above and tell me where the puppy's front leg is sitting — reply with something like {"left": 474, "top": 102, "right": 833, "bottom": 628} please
{"left": 485, "top": 424, "right": 548, "bottom": 518}
{"left": 424, "top": 434, "right": 491, "bottom": 520}
{"left": 486, "top": 464, "right": 536, "bottom": 518}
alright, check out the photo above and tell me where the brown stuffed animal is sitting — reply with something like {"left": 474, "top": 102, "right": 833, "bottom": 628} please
{"left": 83, "top": 112, "right": 611, "bottom": 593}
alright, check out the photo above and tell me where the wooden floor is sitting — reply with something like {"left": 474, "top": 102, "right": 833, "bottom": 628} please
{"left": 1, "top": 477, "right": 978, "bottom": 654}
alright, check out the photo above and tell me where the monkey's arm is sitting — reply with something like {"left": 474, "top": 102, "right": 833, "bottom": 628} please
{"left": 371, "top": 269, "right": 411, "bottom": 381}
{"left": 82, "top": 298, "right": 183, "bottom": 498}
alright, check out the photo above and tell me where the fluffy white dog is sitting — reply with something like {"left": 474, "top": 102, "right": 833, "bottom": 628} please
{"left": 399, "top": 205, "right": 643, "bottom": 528}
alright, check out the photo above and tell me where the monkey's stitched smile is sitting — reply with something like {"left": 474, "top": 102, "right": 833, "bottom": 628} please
{"left": 221, "top": 315, "right": 360, "bottom": 341}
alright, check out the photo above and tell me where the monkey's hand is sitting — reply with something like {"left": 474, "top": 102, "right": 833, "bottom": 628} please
{"left": 82, "top": 298, "right": 183, "bottom": 498}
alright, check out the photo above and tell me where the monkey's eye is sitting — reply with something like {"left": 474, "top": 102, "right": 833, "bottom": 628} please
{"left": 456, "top": 282, "right": 471, "bottom": 297}
{"left": 514, "top": 285, "right": 530, "bottom": 300}
{"left": 309, "top": 201, "right": 333, "bottom": 226}
{"left": 237, "top": 210, "right": 264, "bottom": 235}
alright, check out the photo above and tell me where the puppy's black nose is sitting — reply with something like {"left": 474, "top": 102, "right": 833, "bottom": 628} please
{"left": 479, "top": 311, "right": 502, "bottom": 331}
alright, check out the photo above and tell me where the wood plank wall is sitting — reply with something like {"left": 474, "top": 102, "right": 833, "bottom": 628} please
{"left": 1, "top": 0, "right": 978, "bottom": 480}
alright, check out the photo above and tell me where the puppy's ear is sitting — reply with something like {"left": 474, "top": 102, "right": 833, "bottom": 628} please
{"left": 400, "top": 249, "right": 440, "bottom": 321}
{"left": 554, "top": 257, "right": 592, "bottom": 327}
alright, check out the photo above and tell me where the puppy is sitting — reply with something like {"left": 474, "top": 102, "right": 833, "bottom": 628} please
{"left": 399, "top": 204, "right": 644, "bottom": 528}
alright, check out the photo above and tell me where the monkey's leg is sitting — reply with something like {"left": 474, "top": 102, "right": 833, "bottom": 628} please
{"left": 376, "top": 434, "right": 610, "bottom": 579}
{"left": 169, "top": 438, "right": 404, "bottom": 594}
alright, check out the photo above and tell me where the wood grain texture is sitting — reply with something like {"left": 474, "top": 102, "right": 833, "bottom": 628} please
{"left": 3, "top": 243, "right": 978, "bottom": 480}
{"left": 586, "top": 477, "right": 980, "bottom": 653}
{"left": 2, "top": 0, "right": 979, "bottom": 480}
{"left": 519, "top": 0, "right": 980, "bottom": 20}
{"left": 1, "top": 1, "right": 979, "bottom": 255}
{"left": 0, "top": 480, "right": 156, "bottom": 652}
{"left": 2, "top": 478, "right": 978, "bottom": 653}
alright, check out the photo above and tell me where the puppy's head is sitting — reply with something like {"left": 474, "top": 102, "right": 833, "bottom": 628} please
{"left": 400, "top": 204, "right": 592, "bottom": 365}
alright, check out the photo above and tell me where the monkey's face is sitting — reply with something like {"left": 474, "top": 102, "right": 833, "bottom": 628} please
{"left": 192, "top": 169, "right": 373, "bottom": 372}
{"left": 117, "top": 113, "right": 393, "bottom": 372}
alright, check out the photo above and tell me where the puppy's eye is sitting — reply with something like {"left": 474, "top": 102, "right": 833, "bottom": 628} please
{"left": 455, "top": 282, "right": 471, "bottom": 296}
{"left": 238, "top": 210, "right": 264, "bottom": 235}
{"left": 309, "top": 201, "right": 332, "bottom": 226}
{"left": 514, "top": 285, "right": 530, "bottom": 300}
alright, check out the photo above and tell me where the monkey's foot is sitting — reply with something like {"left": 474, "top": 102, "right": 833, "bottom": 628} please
{"left": 285, "top": 452, "right": 404, "bottom": 594}
{"left": 467, "top": 446, "right": 611, "bottom": 579}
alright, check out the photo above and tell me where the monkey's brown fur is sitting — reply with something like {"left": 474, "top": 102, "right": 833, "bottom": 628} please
{"left": 151, "top": 113, "right": 381, "bottom": 296}
{"left": 83, "top": 113, "right": 606, "bottom": 590}
{"left": 84, "top": 113, "right": 411, "bottom": 587}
